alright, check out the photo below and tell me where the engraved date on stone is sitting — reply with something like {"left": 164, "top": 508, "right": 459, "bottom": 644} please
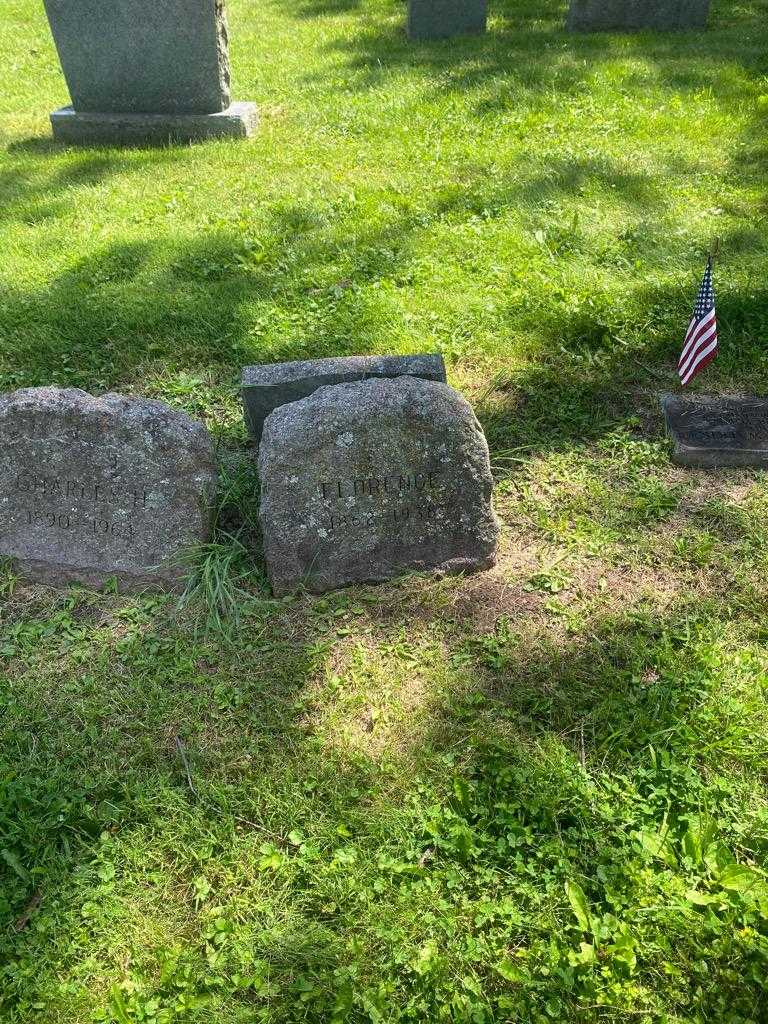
{"left": 24, "top": 508, "right": 135, "bottom": 543}
{"left": 321, "top": 500, "right": 441, "bottom": 538}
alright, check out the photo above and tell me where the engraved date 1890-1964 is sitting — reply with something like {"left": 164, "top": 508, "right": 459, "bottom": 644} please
{"left": 24, "top": 508, "right": 135, "bottom": 542}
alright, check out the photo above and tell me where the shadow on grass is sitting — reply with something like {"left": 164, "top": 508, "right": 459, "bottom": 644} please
{"left": 476, "top": 276, "right": 768, "bottom": 460}
{"left": 0, "top": 146, "right": 188, "bottom": 227}
{"left": 0, "top": 0, "right": 765, "bottom": 459}
{"left": 289, "top": 0, "right": 364, "bottom": 16}
{"left": 1, "top": 573, "right": 766, "bottom": 1019}
{"left": 2, "top": 210, "right": 767, "bottom": 457}
{"left": 274, "top": 0, "right": 768, "bottom": 112}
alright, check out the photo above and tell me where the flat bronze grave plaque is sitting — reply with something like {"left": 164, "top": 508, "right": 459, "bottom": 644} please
{"left": 662, "top": 395, "right": 768, "bottom": 467}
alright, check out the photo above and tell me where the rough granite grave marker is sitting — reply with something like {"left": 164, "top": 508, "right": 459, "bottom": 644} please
{"left": 662, "top": 394, "right": 768, "bottom": 467}
{"left": 44, "top": 0, "right": 257, "bottom": 144}
{"left": 567, "top": 0, "right": 710, "bottom": 31}
{"left": 407, "top": 0, "right": 487, "bottom": 40}
{"left": 242, "top": 354, "right": 447, "bottom": 444}
{"left": 258, "top": 376, "right": 499, "bottom": 595}
{"left": 0, "top": 388, "right": 217, "bottom": 589}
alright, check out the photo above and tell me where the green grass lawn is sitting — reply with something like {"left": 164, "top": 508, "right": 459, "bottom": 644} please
{"left": 2, "top": 0, "right": 768, "bottom": 1020}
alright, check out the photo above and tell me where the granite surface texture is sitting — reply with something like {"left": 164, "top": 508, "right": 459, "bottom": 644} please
{"left": 258, "top": 376, "right": 499, "bottom": 595}
{"left": 567, "top": 0, "right": 710, "bottom": 31}
{"left": 50, "top": 103, "right": 257, "bottom": 145}
{"left": 407, "top": 0, "right": 487, "bottom": 39}
{"left": 242, "top": 354, "right": 446, "bottom": 444}
{"left": 0, "top": 388, "right": 217, "bottom": 589}
{"left": 43, "top": 0, "right": 231, "bottom": 114}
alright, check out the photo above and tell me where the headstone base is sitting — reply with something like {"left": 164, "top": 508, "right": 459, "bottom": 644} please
{"left": 6, "top": 555, "right": 181, "bottom": 593}
{"left": 50, "top": 102, "right": 257, "bottom": 146}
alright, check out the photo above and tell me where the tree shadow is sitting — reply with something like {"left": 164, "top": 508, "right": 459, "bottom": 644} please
{"left": 0, "top": 140, "right": 728, "bottom": 395}
{"left": 2, "top": 565, "right": 765, "bottom": 1018}
{"left": 475, "top": 247, "right": 768, "bottom": 461}
{"left": 0, "top": 146, "right": 187, "bottom": 227}
{"left": 288, "top": 0, "right": 364, "bottom": 17}
{"left": 274, "top": 0, "right": 768, "bottom": 118}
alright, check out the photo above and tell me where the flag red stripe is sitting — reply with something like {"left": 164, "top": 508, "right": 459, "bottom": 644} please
{"left": 678, "top": 321, "right": 718, "bottom": 379}
{"left": 681, "top": 347, "right": 717, "bottom": 386}
{"left": 680, "top": 333, "right": 718, "bottom": 383}
{"left": 680, "top": 344, "right": 718, "bottom": 387}
{"left": 678, "top": 309, "right": 716, "bottom": 368}
{"left": 682, "top": 315, "right": 698, "bottom": 347}
{"left": 680, "top": 307, "right": 716, "bottom": 360}
{"left": 680, "top": 338, "right": 718, "bottom": 385}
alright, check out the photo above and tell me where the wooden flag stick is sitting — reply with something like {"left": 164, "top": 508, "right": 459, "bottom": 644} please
{"left": 710, "top": 236, "right": 720, "bottom": 262}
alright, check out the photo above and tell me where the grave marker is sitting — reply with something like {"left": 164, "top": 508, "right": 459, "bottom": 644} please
{"left": 0, "top": 388, "right": 217, "bottom": 589}
{"left": 407, "top": 0, "right": 487, "bottom": 40}
{"left": 662, "top": 394, "right": 768, "bottom": 467}
{"left": 567, "top": 0, "right": 710, "bottom": 31}
{"left": 258, "top": 376, "right": 499, "bottom": 595}
{"left": 44, "top": 0, "right": 257, "bottom": 144}
{"left": 242, "top": 354, "right": 447, "bottom": 445}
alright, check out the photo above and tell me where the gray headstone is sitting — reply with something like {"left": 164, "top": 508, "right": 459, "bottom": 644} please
{"left": 43, "top": 0, "right": 231, "bottom": 114}
{"left": 662, "top": 394, "right": 768, "bottom": 467}
{"left": 242, "top": 354, "right": 447, "bottom": 445}
{"left": 258, "top": 377, "right": 499, "bottom": 595}
{"left": 0, "top": 388, "right": 217, "bottom": 590}
{"left": 407, "top": 0, "right": 487, "bottom": 40}
{"left": 567, "top": 0, "right": 710, "bottom": 31}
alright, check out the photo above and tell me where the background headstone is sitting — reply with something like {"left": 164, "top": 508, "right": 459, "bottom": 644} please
{"left": 663, "top": 394, "right": 768, "bottom": 467}
{"left": 242, "top": 354, "right": 447, "bottom": 445}
{"left": 43, "top": 0, "right": 257, "bottom": 143}
{"left": 567, "top": 0, "right": 710, "bottom": 31}
{"left": 407, "top": 0, "right": 487, "bottom": 40}
{"left": 258, "top": 377, "right": 499, "bottom": 595}
{"left": 0, "top": 388, "right": 217, "bottom": 590}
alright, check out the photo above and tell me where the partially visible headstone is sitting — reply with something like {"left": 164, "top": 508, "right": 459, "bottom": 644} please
{"left": 407, "top": 0, "right": 487, "bottom": 39}
{"left": 567, "top": 0, "right": 710, "bottom": 31}
{"left": 662, "top": 394, "right": 768, "bottom": 467}
{"left": 0, "top": 388, "right": 217, "bottom": 589}
{"left": 242, "top": 354, "right": 447, "bottom": 445}
{"left": 258, "top": 377, "right": 499, "bottom": 595}
{"left": 43, "top": 0, "right": 257, "bottom": 144}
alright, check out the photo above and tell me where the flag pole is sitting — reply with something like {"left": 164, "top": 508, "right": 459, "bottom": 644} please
{"left": 709, "top": 235, "right": 720, "bottom": 263}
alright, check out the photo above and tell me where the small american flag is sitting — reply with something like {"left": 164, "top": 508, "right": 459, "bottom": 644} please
{"left": 678, "top": 256, "right": 718, "bottom": 386}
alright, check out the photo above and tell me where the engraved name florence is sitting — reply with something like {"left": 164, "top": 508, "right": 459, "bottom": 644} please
{"left": 318, "top": 470, "right": 440, "bottom": 501}
{"left": 313, "top": 470, "right": 445, "bottom": 538}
